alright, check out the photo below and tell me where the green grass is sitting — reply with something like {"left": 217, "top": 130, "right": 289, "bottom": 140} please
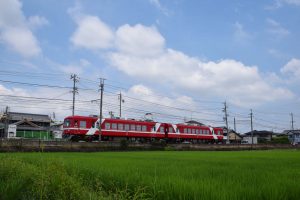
{"left": 0, "top": 150, "right": 300, "bottom": 200}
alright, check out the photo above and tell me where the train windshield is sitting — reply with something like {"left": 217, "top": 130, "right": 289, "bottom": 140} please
{"left": 64, "top": 119, "right": 71, "bottom": 127}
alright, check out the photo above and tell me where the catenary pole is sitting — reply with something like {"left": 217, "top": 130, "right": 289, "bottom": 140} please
{"left": 250, "top": 109, "right": 253, "bottom": 148}
{"left": 291, "top": 113, "right": 294, "bottom": 130}
{"left": 234, "top": 117, "right": 236, "bottom": 143}
{"left": 99, "top": 78, "right": 105, "bottom": 141}
{"left": 70, "top": 74, "right": 79, "bottom": 116}
{"left": 119, "top": 92, "right": 122, "bottom": 118}
{"left": 223, "top": 101, "right": 229, "bottom": 144}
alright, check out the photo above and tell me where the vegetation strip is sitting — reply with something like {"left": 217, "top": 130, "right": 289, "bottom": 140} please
{"left": 1, "top": 150, "right": 300, "bottom": 199}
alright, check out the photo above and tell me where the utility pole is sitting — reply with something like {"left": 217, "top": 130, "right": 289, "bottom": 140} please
{"left": 250, "top": 109, "right": 253, "bottom": 148}
{"left": 70, "top": 74, "right": 79, "bottom": 116}
{"left": 223, "top": 101, "right": 229, "bottom": 144}
{"left": 118, "top": 92, "right": 124, "bottom": 118}
{"left": 234, "top": 117, "right": 236, "bottom": 143}
{"left": 291, "top": 113, "right": 295, "bottom": 130}
{"left": 4, "top": 106, "right": 9, "bottom": 138}
{"left": 99, "top": 78, "right": 105, "bottom": 141}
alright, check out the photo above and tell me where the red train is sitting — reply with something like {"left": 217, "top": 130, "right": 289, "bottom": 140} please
{"left": 63, "top": 115, "right": 224, "bottom": 143}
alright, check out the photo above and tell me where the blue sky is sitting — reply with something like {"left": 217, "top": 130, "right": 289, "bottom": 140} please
{"left": 0, "top": 0, "right": 300, "bottom": 133}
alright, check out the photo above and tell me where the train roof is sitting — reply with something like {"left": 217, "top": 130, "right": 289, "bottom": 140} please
{"left": 104, "top": 118, "right": 156, "bottom": 125}
{"left": 65, "top": 115, "right": 98, "bottom": 120}
{"left": 64, "top": 116, "right": 156, "bottom": 124}
{"left": 176, "top": 123, "right": 210, "bottom": 129}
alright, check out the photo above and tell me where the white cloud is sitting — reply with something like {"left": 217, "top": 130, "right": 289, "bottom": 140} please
{"left": 281, "top": 58, "right": 300, "bottom": 77}
{"left": 27, "top": 15, "right": 49, "bottom": 29}
{"left": 266, "top": 18, "right": 290, "bottom": 38}
{"left": 68, "top": 13, "right": 294, "bottom": 107}
{"left": 0, "top": 84, "right": 28, "bottom": 96}
{"left": 121, "top": 84, "right": 222, "bottom": 125}
{"left": 70, "top": 15, "right": 114, "bottom": 50}
{"left": 107, "top": 23, "right": 293, "bottom": 107}
{"left": 149, "top": 0, "right": 170, "bottom": 16}
{"left": 109, "top": 51, "right": 293, "bottom": 106}
{"left": 1, "top": 27, "right": 41, "bottom": 57}
{"left": 282, "top": 0, "right": 300, "bottom": 6}
{"left": 233, "top": 22, "right": 252, "bottom": 43}
{"left": 0, "top": 0, "right": 42, "bottom": 57}
{"left": 268, "top": 48, "right": 287, "bottom": 59}
{"left": 58, "top": 59, "right": 91, "bottom": 75}
{"left": 115, "top": 24, "right": 165, "bottom": 57}
{"left": 265, "top": 0, "right": 300, "bottom": 10}
{"left": 0, "top": 84, "right": 72, "bottom": 119}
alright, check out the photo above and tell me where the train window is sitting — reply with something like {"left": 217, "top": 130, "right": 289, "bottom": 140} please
{"left": 169, "top": 127, "right": 173, "bottom": 133}
{"left": 112, "top": 123, "right": 117, "bottom": 130}
{"left": 80, "top": 121, "right": 86, "bottom": 128}
{"left": 130, "top": 124, "right": 136, "bottom": 131}
{"left": 136, "top": 125, "right": 141, "bottom": 131}
{"left": 184, "top": 128, "right": 187, "bottom": 133}
{"left": 188, "top": 129, "right": 191, "bottom": 134}
{"left": 118, "top": 123, "right": 124, "bottom": 130}
{"left": 176, "top": 128, "right": 179, "bottom": 133}
{"left": 218, "top": 130, "right": 221, "bottom": 135}
{"left": 200, "top": 130, "right": 203, "bottom": 134}
{"left": 153, "top": 126, "right": 156, "bottom": 131}
{"left": 125, "top": 124, "right": 130, "bottom": 131}
{"left": 195, "top": 129, "right": 199, "bottom": 134}
{"left": 142, "top": 125, "right": 147, "bottom": 132}
{"left": 64, "top": 119, "right": 71, "bottom": 127}
{"left": 192, "top": 129, "right": 195, "bottom": 134}
{"left": 105, "top": 123, "right": 111, "bottom": 130}
{"left": 160, "top": 126, "right": 164, "bottom": 133}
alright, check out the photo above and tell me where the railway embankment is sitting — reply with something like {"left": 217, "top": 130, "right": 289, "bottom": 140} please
{"left": 0, "top": 139, "right": 299, "bottom": 152}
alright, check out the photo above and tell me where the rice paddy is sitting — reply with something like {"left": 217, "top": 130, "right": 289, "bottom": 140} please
{"left": 1, "top": 150, "right": 300, "bottom": 200}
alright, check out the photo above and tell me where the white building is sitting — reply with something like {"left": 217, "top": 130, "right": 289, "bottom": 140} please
{"left": 242, "top": 136, "right": 258, "bottom": 144}
{"left": 287, "top": 130, "right": 300, "bottom": 145}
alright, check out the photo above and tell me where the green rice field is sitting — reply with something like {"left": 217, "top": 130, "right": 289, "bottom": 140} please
{"left": 1, "top": 150, "right": 300, "bottom": 200}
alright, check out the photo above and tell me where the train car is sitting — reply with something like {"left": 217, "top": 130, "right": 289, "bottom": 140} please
{"left": 63, "top": 115, "right": 223, "bottom": 142}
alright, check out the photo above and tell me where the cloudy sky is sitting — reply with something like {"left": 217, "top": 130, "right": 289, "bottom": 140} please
{"left": 0, "top": 0, "right": 299, "bottom": 133}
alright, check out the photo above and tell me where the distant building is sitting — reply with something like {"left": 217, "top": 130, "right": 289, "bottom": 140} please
{"left": 50, "top": 122, "right": 64, "bottom": 139}
{"left": 244, "top": 130, "right": 273, "bottom": 143}
{"left": 2, "top": 112, "right": 52, "bottom": 139}
{"left": 286, "top": 130, "right": 300, "bottom": 145}
{"left": 242, "top": 136, "right": 258, "bottom": 144}
{"left": 228, "top": 130, "right": 242, "bottom": 143}
{"left": 185, "top": 120, "right": 205, "bottom": 126}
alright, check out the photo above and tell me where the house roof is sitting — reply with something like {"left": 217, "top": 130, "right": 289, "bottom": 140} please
{"left": 285, "top": 130, "right": 300, "bottom": 135}
{"left": 185, "top": 120, "right": 205, "bottom": 126}
{"left": 8, "top": 112, "right": 50, "bottom": 123}
{"left": 244, "top": 130, "right": 273, "bottom": 137}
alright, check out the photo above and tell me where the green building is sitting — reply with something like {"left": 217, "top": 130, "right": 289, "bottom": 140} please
{"left": 4, "top": 112, "right": 52, "bottom": 139}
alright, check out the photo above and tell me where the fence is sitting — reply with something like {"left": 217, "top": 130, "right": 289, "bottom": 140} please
{"left": 16, "top": 130, "right": 52, "bottom": 140}
{"left": 0, "top": 138, "right": 299, "bottom": 152}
